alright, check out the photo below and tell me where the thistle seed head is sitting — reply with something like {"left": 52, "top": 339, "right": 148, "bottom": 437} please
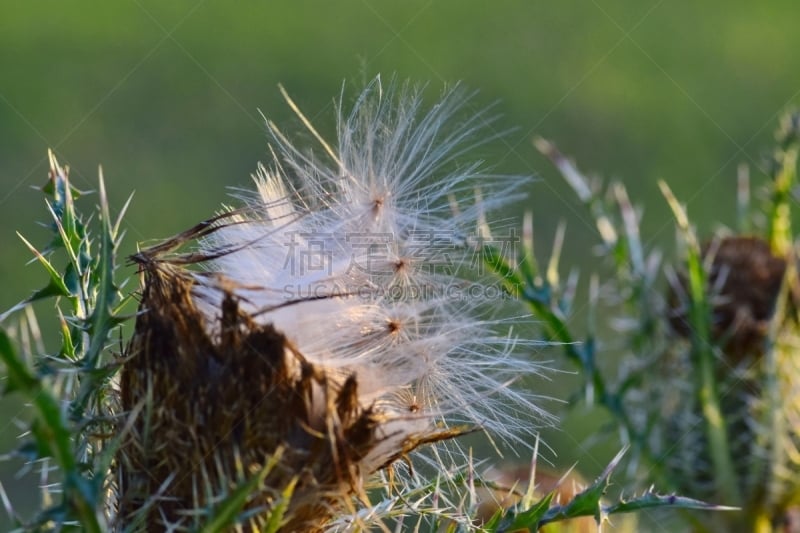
{"left": 116, "top": 78, "right": 548, "bottom": 530}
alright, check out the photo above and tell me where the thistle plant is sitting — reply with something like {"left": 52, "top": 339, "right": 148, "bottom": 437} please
{"left": 0, "top": 152, "right": 129, "bottom": 532}
{"left": 0, "top": 78, "right": 729, "bottom": 532}
{"left": 492, "top": 112, "right": 800, "bottom": 532}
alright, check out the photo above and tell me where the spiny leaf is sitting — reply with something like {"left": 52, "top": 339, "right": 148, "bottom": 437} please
{"left": 502, "top": 490, "right": 554, "bottom": 531}
{"left": 487, "top": 447, "right": 733, "bottom": 532}
{"left": 69, "top": 172, "right": 125, "bottom": 421}
{"left": 42, "top": 150, "right": 85, "bottom": 201}
{"left": 0, "top": 281, "right": 68, "bottom": 324}
{"left": 604, "top": 491, "right": 738, "bottom": 515}
{"left": 18, "top": 232, "right": 71, "bottom": 295}
{"left": 84, "top": 170, "right": 119, "bottom": 367}
{"left": 539, "top": 447, "right": 628, "bottom": 527}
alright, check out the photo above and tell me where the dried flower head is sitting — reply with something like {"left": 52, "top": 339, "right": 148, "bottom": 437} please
{"left": 116, "top": 78, "right": 547, "bottom": 530}
{"left": 667, "top": 235, "right": 797, "bottom": 362}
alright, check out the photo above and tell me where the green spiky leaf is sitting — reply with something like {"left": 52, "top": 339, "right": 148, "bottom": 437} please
{"left": 502, "top": 490, "right": 554, "bottom": 531}
{"left": 605, "top": 491, "right": 738, "bottom": 515}
{"left": 486, "top": 448, "right": 735, "bottom": 532}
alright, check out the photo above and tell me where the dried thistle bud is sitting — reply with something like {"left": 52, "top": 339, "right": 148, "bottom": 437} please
{"left": 115, "top": 78, "right": 547, "bottom": 530}
{"left": 662, "top": 234, "right": 800, "bottom": 525}
{"left": 667, "top": 235, "right": 795, "bottom": 362}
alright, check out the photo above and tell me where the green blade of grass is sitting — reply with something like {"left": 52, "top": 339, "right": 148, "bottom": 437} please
{"left": 200, "top": 449, "right": 286, "bottom": 533}
{"left": 261, "top": 475, "right": 298, "bottom": 533}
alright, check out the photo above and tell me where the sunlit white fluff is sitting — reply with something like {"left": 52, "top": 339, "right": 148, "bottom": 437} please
{"left": 200, "top": 77, "right": 549, "bottom": 466}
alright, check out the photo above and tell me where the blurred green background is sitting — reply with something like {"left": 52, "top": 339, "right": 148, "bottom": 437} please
{"left": 1, "top": 0, "right": 800, "bottom": 526}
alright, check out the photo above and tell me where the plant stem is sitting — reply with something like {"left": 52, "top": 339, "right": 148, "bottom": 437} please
{"left": 660, "top": 181, "right": 742, "bottom": 507}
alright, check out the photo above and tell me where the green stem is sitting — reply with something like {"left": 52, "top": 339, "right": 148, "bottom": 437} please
{"left": 661, "top": 180, "right": 741, "bottom": 507}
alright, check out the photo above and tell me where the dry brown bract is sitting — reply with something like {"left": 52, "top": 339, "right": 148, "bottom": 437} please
{"left": 115, "top": 229, "right": 464, "bottom": 531}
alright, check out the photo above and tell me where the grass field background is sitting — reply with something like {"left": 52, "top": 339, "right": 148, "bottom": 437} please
{"left": 1, "top": 1, "right": 799, "bottom": 526}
